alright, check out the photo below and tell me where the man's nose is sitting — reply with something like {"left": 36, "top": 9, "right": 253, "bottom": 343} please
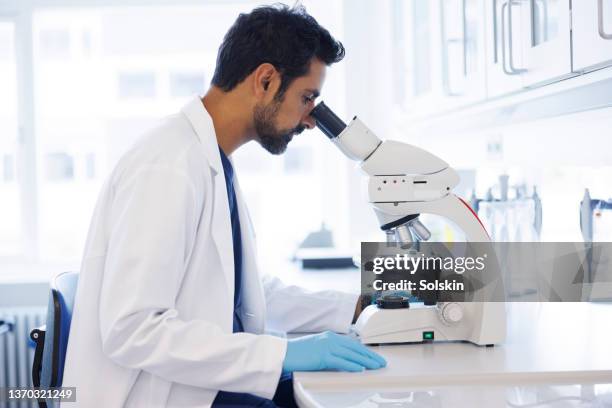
{"left": 302, "top": 114, "right": 316, "bottom": 130}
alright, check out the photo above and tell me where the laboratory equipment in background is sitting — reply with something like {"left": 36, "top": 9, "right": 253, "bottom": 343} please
{"left": 292, "top": 224, "right": 355, "bottom": 269}
{"left": 470, "top": 175, "right": 542, "bottom": 299}
{"left": 580, "top": 189, "right": 612, "bottom": 290}
{"left": 470, "top": 174, "right": 543, "bottom": 242}
{"left": 581, "top": 188, "right": 612, "bottom": 243}
{"left": 311, "top": 102, "right": 505, "bottom": 347}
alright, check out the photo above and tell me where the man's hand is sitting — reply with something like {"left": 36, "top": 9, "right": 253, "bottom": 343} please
{"left": 282, "top": 331, "right": 386, "bottom": 372}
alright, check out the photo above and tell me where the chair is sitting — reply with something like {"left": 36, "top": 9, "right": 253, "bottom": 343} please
{"left": 30, "top": 271, "right": 79, "bottom": 408}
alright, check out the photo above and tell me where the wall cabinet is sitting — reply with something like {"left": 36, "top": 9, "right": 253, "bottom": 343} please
{"left": 573, "top": 0, "right": 612, "bottom": 72}
{"left": 439, "top": 0, "right": 488, "bottom": 105}
{"left": 484, "top": 0, "right": 525, "bottom": 96}
{"left": 398, "top": 0, "right": 608, "bottom": 117}
{"left": 402, "top": 0, "right": 444, "bottom": 114}
{"left": 399, "top": 0, "right": 487, "bottom": 115}
{"left": 521, "top": 0, "right": 572, "bottom": 87}
{"left": 485, "top": 0, "right": 572, "bottom": 95}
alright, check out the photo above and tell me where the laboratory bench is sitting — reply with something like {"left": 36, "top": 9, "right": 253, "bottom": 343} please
{"left": 293, "top": 302, "right": 612, "bottom": 407}
{"left": 275, "top": 262, "right": 612, "bottom": 407}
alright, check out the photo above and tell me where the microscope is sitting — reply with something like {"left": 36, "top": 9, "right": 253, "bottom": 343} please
{"left": 310, "top": 102, "right": 506, "bottom": 346}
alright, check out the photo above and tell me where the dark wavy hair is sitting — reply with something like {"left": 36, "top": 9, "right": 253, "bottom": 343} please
{"left": 211, "top": 3, "right": 345, "bottom": 99}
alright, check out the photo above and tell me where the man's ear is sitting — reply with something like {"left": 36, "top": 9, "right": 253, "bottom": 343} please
{"left": 253, "top": 63, "right": 278, "bottom": 99}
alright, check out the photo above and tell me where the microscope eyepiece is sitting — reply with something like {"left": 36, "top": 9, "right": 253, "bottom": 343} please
{"left": 310, "top": 101, "right": 347, "bottom": 139}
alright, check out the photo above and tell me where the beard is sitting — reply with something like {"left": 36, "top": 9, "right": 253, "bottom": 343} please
{"left": 253, "top": 100, "right": 305, "bottom": 155}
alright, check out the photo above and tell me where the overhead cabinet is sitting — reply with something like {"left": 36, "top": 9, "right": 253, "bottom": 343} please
{"left": 439, "top": 0, "right": 488, "bottom": 105}
{"left": 398, "top": 0, "right": 612, "bottom": 116}
{"left": 484, "top": 0, "right": 525, "bottom": 96}
{"left": 572, "top": 0, "right": 612, "bottom": 72}
{"left": 520, "top": 0, "right": 572, "bottom": 87}
{"left": 485, "top": 0, "right": 572, "bottom": 96}
{"left": 399, "top": 0, "right": 487, "bottom": 114}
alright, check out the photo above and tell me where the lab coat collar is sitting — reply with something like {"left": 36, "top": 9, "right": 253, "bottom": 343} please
{"left": 181, "top": 96, "right": 222, "bottom": 174}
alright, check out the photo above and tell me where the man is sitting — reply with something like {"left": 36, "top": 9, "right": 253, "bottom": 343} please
{"left": 63, "top": 4, "right": 385, "bottom": 407}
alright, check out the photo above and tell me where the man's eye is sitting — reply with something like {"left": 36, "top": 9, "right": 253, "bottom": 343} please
{"left": 303, "top": 95, "right": 314, "bottom": 104}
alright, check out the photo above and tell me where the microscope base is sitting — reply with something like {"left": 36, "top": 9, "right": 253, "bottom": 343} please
{"left": 353, "top": 302, "right": 506, "bottom": 346}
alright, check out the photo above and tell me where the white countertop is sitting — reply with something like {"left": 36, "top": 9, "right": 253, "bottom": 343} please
{"left": 295, "top": 382, "right": 612, "bottom": 407}
{"left": 293, "top": 302, "right": 612, "bottom": 408}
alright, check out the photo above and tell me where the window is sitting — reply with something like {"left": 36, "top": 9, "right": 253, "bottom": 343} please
{"left": 2, "top": 154, "right": 16, "bottom": 182}
{"left": 31, "top": 4, "right": 265, "bottom": 263}
{"left": 283, "top": 146, "right": 314, "bottom": 174}
{"left": 45, "top": 152, "right": 74, "bottom": 182}
{"left": 170, "top": 72, "right": 205, "bottom": 98}
{"left": 85, "top": 152, "right": 96, "bottom": 179}
{"left": 0, "top": 21, "right": 22, "bottom": 257}
{"left": 38, "top": 28, "right": 70, "bottom": 59}
{"left": 3, "top": 1, "right": 347, "bottom": 278}
{"left": 118, "top": 72, "right": 157, "bottom": 99}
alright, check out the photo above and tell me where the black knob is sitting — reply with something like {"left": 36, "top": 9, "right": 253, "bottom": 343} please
{"left": 376, "top": 295, "right": 410, "bottom": 309}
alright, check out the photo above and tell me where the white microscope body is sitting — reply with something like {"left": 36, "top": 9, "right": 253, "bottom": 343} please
{"left": 310, "top": 102, "right": 506, "bottom": 346}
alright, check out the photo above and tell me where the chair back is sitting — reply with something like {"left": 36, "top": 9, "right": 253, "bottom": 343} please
{"left": 41, "top": 271, "right": 79, "bottom": 388}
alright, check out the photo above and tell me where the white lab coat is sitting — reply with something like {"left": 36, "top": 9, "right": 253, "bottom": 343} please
{"left": 62, "top": 97, "right": 358, "bottom": 407}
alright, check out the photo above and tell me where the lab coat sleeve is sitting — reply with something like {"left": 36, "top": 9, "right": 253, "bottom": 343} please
{"left": 99, "top": 165, "right": 286, "bottom": 399}
{"left": 262, "top": 274, "right": 359, "bottom": 334}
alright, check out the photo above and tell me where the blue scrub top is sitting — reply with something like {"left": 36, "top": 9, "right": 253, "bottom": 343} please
{"left": 218, "top": 147, "right": 244, "bottom": 333}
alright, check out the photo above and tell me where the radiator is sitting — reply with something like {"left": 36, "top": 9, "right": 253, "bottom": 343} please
{"left": 0, "top": 307, "right": 46, "bottom": 408}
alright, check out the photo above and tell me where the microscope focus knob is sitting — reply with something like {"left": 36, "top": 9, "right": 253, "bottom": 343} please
{"left": 439, "top": 302, "right": 463, "bottom": 325}
{"left": 376, "top": 295, "right": 410, "bottom": 309}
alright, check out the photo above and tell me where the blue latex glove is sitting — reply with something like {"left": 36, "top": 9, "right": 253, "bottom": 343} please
{"left": 282, "top": 331, "right": 387, "bottom": 373}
